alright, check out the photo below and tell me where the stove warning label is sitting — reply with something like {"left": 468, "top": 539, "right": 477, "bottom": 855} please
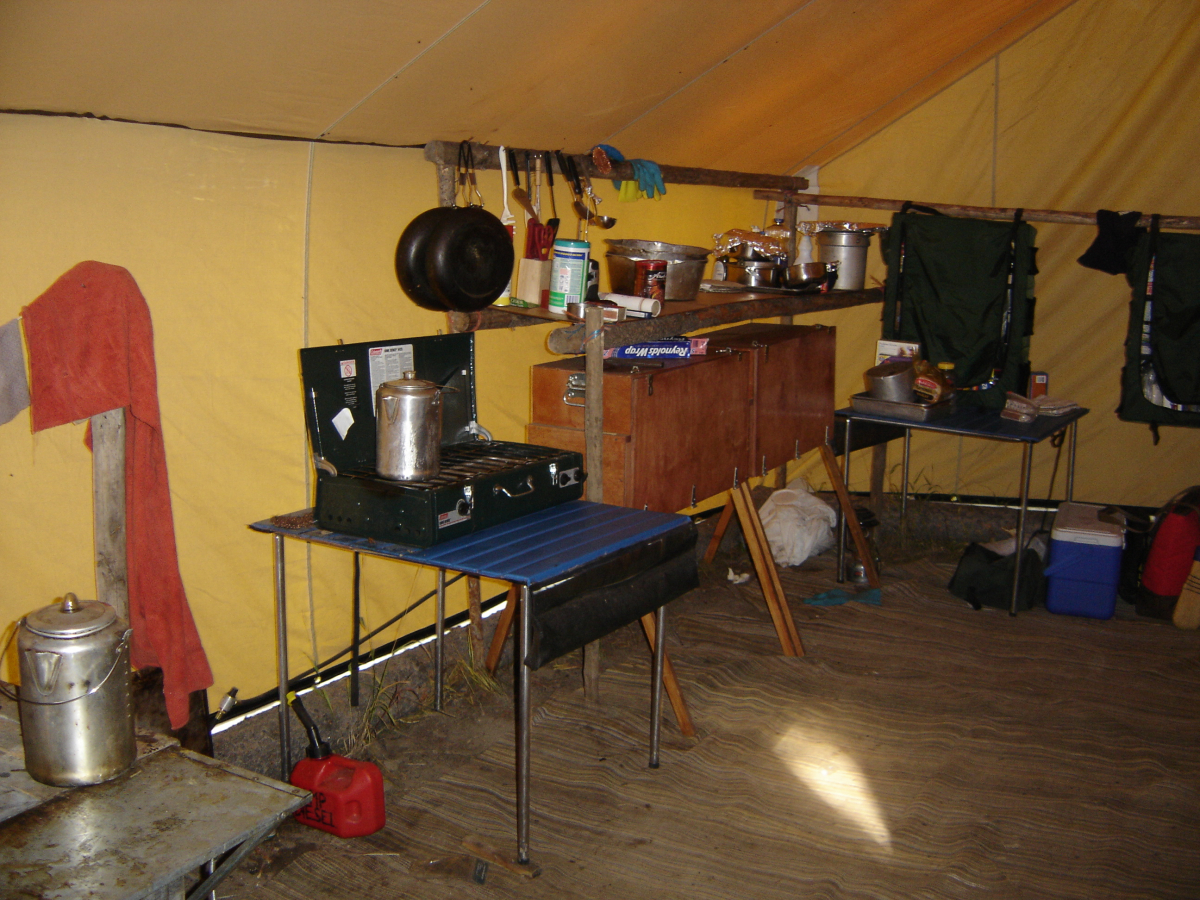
{"left": 368, "top": 344, "right": 415, "bottom": 411}
{"left": 438, "top": 505, "right": 471, "bottom": 529}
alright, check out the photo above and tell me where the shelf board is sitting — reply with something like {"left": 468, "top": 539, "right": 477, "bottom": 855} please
{"left": 445, "top": 288, "right": 883, "bottom": 354}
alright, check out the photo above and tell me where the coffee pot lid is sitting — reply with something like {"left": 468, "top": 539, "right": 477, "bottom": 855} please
{"left": 24, "top": 592, "right": 117, "bottom": 638}
{"left": 378, "top": 370, "right": 440, "bottom": 397}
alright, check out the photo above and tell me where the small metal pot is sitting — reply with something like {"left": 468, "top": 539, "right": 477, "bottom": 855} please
{"left": 17, "top": 593, "right": 135, "bottom": 786}
{"left": 865, "top": 360, "right": 916, "bottom": 401}
{"left": 376, "top": 371, "right": 446, "bottom": 481}
{"left": 725, "top": 259, "right": 782, "bottom": 288}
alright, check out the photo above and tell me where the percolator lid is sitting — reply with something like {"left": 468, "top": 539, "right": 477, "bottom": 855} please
{"left": 24, "top": 593, "right": 117, "bottom": 638}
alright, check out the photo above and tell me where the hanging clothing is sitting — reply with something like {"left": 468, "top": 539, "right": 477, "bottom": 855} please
{"left": 22, "top": 261, "right": 213, "bottom": 728}
{"left": 0, "top": 318, "right": 30, "bottom": 425}
{"left": 1077, "top": 209, "right": 1144, "bottom": 275}
{"left": 1118, "top": 218, "right": 1200, "bottom": 433}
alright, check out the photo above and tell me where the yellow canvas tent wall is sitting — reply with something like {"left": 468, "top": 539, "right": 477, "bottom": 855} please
{"left": 1, "top": 0, "right": 1196, "bottom": 703}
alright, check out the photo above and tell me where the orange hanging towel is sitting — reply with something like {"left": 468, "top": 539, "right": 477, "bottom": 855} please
{"left": 22, "top": 261, "right": 213, "bottom": 728}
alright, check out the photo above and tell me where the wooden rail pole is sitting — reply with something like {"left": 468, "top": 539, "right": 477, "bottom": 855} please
{"left": 756, "top": 190, "right": 1200, "bottom": 231}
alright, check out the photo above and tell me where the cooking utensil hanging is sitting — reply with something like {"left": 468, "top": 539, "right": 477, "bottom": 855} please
{"left": 558, "top": 151, "right": 591, "bottom": 239}
{"left": 395, "top": 141, "right": 514, "bottom": 313}
{"left": 544, "top": 151, "right": 560, "bottom": 242}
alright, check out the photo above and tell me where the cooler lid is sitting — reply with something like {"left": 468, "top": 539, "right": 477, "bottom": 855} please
{"left": 299, "top": 333, "right": 477, "bottom": 475}
{"left": 1051, "top": 502, "right": 1124, "bottom": 547}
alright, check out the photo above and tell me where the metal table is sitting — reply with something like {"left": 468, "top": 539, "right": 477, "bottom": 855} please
{"left": 252, "top": 499, "right": 693, "bottom": 863}
{"left": 835, "top": 404, "right": 1089, "bottom": 614}
{"left": 0, "top": 714, "right": 310, "bottom": 900}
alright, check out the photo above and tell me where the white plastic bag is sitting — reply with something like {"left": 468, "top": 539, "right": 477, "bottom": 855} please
{"left": 757, "top": 477, "right": 837, "bottom": 567}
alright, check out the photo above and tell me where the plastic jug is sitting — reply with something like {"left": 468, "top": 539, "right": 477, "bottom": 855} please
{"left": 288, "top": 693, "right": 385, "bottom": 838}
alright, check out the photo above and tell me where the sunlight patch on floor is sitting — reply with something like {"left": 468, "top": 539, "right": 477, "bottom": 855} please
{"left": 774, "top": 725, "right": 892, "bottom": 851}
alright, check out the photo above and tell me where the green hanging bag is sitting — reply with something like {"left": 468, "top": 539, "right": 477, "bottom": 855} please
{"left": 882, "top": 208, "right": 1037, "bottom": 408}
{"left": 1118, "top": 216, "right": 1200, "bottom": 434}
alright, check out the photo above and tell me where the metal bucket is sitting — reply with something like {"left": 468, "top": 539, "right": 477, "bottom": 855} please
{"left": 17, "top": 593, "right": 135, "bottom": 786}
{"left": 816, "top": 230, "right": 872, "bottom": 290}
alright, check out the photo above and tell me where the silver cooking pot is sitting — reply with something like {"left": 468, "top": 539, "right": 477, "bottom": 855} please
{"left": 17, "top": 593, "right": 135, "bottom": 786}
{"left": 376, "top": 371, "right": 449, "bottom": 481}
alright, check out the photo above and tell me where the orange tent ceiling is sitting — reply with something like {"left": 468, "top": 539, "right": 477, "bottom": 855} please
{"left": 0, "top": 0, "right": 1076, "bottom": 172}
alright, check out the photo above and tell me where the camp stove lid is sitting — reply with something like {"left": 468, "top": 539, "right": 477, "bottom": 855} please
{"left": 300, "top": 333, "right": 479, "bottom": 476}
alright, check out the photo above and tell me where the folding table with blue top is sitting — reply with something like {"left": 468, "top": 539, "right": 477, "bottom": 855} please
{"left": 252, "top": 499, "right": 698, "bottom": 864}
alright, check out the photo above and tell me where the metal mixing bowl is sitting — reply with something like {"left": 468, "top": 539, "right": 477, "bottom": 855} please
{"left": 783, "top": 260, "right": 838, "bottom": 290}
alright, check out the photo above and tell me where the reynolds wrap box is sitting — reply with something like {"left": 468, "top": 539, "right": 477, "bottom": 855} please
{"left": 604, "top": 338, "right": 709, "bottom": 360}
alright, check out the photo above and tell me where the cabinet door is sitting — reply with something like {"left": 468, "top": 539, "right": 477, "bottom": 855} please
{"left": 628, "top": 352, "right": 753, "bottom": 511}
{"left": 526, "top": 423, "right": 632, "bottom": 506}
{"left": 753, "top": 325, "right": 836, "bottom": 471}
{"left": 530, "top": 358, "right": 634, "bottom": 433}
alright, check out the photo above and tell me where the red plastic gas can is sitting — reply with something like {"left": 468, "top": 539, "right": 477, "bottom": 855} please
{"left": 290, "top": 754, "right": 386, "bottom": 838}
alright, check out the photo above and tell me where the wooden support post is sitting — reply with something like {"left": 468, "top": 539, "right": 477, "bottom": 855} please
{"left": 819, "top": 444, "right": 881, "bottom": 589}
{"left": 467, "top": 576, "right": 484, "bottom": 666}
{"left": 738, "top": 483, "right": 804, "bottom": 655}
{"left": 91, "top": 408, "right": 128, "bottom": 621}
{"left": 582, "top": 305, "right": 604, "bottom": 702}
{"left": 702, "top": 494, "right": 736, "bottom": 564}
{"left": 730, "top": 485, "right": 801, "bottom": 656}
{"left": 485, "top": 584, "right": 520, "bottom": 676}
{"left": 638, "top": 614, "right": 696, "bottom": 738}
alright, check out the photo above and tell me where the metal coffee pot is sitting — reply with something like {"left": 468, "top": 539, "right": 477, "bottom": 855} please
{"left": 17, "top": 592, "right": 136, "bottom": 786}
{"left": 376, "top": 371, "right": 447, "bottom": 481}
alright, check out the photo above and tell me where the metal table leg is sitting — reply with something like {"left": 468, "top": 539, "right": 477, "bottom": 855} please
{"left": 273, "top": 535, "right": 290, "bottom": 782}
{"left": 435, "top": 568, "right": 446, "bottom": 712}
{"left": 1066, "top": 420, "right": 1078, "bottom": 501}
{"left": 649, "top": 605, "right": 666, "bottom": 769}
{"left": 901, "top": 428, "right": 911, "bottom": 542}
{"left": 836, "top": 418, "right": 853, "bottom": 583}
{"left": 516, "top": 583, "right": 532, "bottom": 863}
{"left": 350, "top": 552, "right": 361, "bottom": 707}
{"left": 1010, "top": 443, "right": 1033, "bottom": 617}
{"left": 186, "top": 818, "right": 281, "bottom": 900}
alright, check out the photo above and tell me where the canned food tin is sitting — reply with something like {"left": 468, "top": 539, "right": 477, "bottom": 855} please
{"left": 634, "top": 260, "right": 667, "bottom": 301}
{"left": 548, "top": 240, "right": 590, "bottom": 312}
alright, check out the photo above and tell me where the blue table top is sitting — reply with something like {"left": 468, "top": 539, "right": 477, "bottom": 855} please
{"left": 251, "top": 501, "right": 693, "bottom": 588}
{"left": 836, "top": 403, "right": 1088, "bottom": 443}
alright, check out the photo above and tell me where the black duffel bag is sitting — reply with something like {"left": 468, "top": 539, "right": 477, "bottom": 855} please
{"left": 948, "top": 542, "right": 1046, "bottom": 612}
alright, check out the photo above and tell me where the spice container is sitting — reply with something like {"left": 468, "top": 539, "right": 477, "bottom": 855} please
{"left": 548, "top": 239, "right": 590, "bottom": 312}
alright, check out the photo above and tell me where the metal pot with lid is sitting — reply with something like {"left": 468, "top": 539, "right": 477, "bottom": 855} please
{"left": 376, "top": 371, "right": 448, "bottom": 481}
{"left": 16, "top": 592, "right": 135, "bottom": 786}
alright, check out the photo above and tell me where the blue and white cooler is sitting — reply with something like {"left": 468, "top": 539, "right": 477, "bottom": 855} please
{"left": 1044, "top": 502, "right": 1125, "bottom": 619}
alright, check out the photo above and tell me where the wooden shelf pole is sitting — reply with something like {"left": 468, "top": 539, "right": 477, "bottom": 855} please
{"left": 756, "top": 190, "right": 1200, "bottom": 231}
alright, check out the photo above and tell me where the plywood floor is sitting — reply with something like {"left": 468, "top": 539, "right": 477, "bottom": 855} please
{"left": 221, "top": 548, "right": 1200, "bottom": 899}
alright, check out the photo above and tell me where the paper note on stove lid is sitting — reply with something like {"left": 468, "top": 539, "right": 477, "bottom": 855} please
{"left": 368, "top": 344, "right": 415, "bottom": 408}
{"left": 332, "top": 407, "right": 354, "bottom": 440}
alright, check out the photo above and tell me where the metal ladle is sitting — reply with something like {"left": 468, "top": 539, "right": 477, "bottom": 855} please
{"left": 559, "top": 151, "right": 615, "bottom": 231}
{"left": 581, "top": 174, "right": 616, "bottom": 229}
